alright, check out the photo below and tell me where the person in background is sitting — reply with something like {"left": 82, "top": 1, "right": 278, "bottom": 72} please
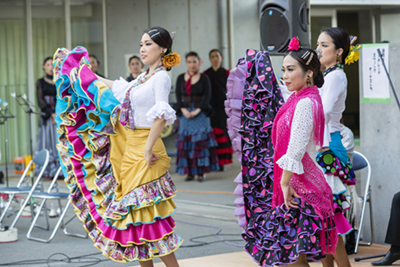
{"left": 203, "top": 49, "right": 233, "bottom": 171}
{"left": 89, "top": 54, "right": 105, "bottom": 78}
{"left": 126, "top": 55, "right": 144, "bottom": 82}
{"left": 35, "top": 56, "right": 60, "bottom": 178}
{"left": 175, "top": 51, "right": 219, "bottom": 182}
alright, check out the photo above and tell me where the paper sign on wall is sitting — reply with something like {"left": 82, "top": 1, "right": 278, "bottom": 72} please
{"left": 361, "top": 43, "right": 391, "bottom": 103}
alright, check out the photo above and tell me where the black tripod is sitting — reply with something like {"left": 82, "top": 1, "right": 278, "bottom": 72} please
{"left": 11, "top": 93, "right": 43, "bottom": 183}
{"left": 0, "top": 102, "right": 15, "bottom": 188}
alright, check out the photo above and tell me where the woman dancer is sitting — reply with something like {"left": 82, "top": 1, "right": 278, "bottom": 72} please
{"left": 204, "top": 49, "right": 233, "bottom": 171}
{"left": 316, "top": 27, "right": 356, "bottom": 267}
{"left": 175, "top": 51, "right": 219, "bottom": 182}
{"left": 54, "top": 26, "right": 182, "bottom": 266}
{"left": 243, "top": 39, "right": 338, "bottom": 266}
{"left": 35, "top": 56, "right": 60, "bottom": 177}
{"left": 126, "top": 55, "right": 144, "bottom": 82}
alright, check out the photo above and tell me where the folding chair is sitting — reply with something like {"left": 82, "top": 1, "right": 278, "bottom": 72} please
{"left": 27, "top": 167, "right": 87, "bottom": 242}
{"left": 0, "top": 149, "right": 49, "bottom": 231}
{"left": 353, "top": 151, "right": 374, "bottom": 253}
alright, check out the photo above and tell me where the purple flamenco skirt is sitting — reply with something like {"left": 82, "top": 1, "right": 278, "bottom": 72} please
{"left": 243, "top": 198, "right": 335, "bottom": 267}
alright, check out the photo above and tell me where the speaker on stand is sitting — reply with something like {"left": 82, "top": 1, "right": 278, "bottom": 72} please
{"left": 259, "top": 0, "right": 311, "bottom": 55}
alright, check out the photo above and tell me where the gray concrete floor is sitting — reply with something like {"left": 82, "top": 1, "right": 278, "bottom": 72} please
{"left": 0, "top": 149, "right": 244, "bottom": 266}
{"left": 0, "top": 136, "right": 362, "bottom": 266}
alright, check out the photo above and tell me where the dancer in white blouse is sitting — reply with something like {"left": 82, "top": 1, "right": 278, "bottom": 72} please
{"left": 92, "top": 26, "right": 182, "bottom": 267}
{"left": 316, "top": 27, "right": 356, "bottom": 267}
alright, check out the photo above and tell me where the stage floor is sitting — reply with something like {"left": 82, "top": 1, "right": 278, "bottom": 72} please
{"left": 153, "top": 244, "right": 397, "bottom": 267}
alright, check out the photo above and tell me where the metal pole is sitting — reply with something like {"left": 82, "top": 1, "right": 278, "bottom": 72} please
{"left": 377, "top": 48, "right": 400, "bottom": 111}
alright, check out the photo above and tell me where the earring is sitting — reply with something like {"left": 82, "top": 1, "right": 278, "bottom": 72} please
{"left": 307, "top": 75, "right": 311, "bottom": 86}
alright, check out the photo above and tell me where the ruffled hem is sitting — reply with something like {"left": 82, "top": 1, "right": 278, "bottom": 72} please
{"left": 243, "top": 198, "right": 336, "bottom": 267}
{"left": 276, "top": 155, "right": 304, "bottom": 174}
{"left": 145, "top": 100, "right": 176, "bottom": 126}
{"left": 102, "top": 173, "right": 176, "bottom": 219}
{"left": 93, "top": 231, "right": 183, "bottom": 262}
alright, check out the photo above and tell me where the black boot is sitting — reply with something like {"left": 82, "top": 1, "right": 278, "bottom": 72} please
{"left": 372, "top": 251, "right": 400, "bottom": 266}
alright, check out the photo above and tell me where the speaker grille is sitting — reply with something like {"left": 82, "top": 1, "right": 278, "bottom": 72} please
{"left": 260, "top": 7, "right": 289, "bottom": 53}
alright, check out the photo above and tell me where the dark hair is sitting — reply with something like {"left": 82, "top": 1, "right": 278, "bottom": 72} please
{"left": 89, "top": 54, "right": 99, "bottom": 63}
{"left": 128, "top": 55, "right": 143, "bottom": 65}
{"left": 209, "top": 49, "right": 222, "bottom": 58}
{"left": 185, "top": 51, "right": 200, "bottom": 60}
{"left": 285, "top": 48, "right": 324, "bottom": 88}
{"left": 43, "top": 56, "right": 52, "bottom": 65}
{"left": 144, "top": 26, "right": 173, "bottom": 71}
{"left": 322, "top": 27, "right": 350, "bottom": 63}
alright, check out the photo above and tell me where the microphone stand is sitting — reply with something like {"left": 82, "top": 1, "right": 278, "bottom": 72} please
{"left": 12, "top": 93, "right": 43, "bottom": 184}
{"left": 0, "top": 107, "right": 15, "bottom": 188}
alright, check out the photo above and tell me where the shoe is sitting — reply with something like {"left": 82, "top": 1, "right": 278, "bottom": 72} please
{"left": 219, "top": 165, "right": 225, "bottom": 172}
{"left": 0, "top": 171, "right": 3, "bottom": 184}
{"left": 184, "top": 175, "right": 194, "bottom": 181}
{"left": 372, "top": 251, "right": 400, "bottom": 266}
{"left": 197, "top": 175, "right": 206, "bottom": 182}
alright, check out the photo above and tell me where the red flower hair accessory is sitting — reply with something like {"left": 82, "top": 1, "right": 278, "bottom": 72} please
{"left": 288, "top": 36, "right": 301, "bottom": 51}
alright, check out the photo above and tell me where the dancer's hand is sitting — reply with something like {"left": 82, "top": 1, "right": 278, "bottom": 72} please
{"left": 317, "top": 147, "right": 330, "bottom": 153}
{"left": 282, "top": 184, "right": 300, "bottom": 209}
{"left": 181, "top": 108, "right": 192, "bottom": 119}
{"left": 144, "top": 149, "right": 159, "bottom": 168}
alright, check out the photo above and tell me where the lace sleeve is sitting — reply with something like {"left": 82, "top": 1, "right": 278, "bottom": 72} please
{"left": 276, "top": 98, "right": 313, "bottom": 174}
{"left": 145, "top": 72, "right": 176, "bottom": 126}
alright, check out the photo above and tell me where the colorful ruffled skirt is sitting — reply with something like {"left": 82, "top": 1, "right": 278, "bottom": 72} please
{"left": 243, "top": 198, "right": 335, "bottom": 267}
{"left": 54, "top": 47, "right": 182, "bottom": 262}
{"left": 317, "top": 131, "right": 355, "bottom": 235}
{"left": 175, "top": 108, "right": 219, "bottom": 176}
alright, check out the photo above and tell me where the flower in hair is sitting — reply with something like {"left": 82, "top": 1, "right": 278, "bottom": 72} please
{"left": 345, "top": 44, "right": 361, "bottom": 65}
{"left": 288, "top": 36, "right": 301, "bottom": 51}
{"left": 163, "top": 52, "right": 181, "bottom": 69}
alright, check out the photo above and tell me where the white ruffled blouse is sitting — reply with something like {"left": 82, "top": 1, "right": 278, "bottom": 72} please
{"left": 276, "top": 98, "right": 321, "bottom": 174}
{"left": 111, "top": 70, "right": 176, "bottom": 127}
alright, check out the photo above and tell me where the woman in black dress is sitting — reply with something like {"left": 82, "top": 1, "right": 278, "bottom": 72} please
{"left": 203, "top": 49, "right": 233, "bottom": 171}
{"left": 34, "top": 56, "right": 59, "bottom": 177}
{"left": 175, "top": 51, "right": 219, "bottom": 182}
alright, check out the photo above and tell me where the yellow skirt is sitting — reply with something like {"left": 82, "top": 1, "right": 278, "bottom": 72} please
{"left": 110, "top": 124, "right": 171, "bottom": 200}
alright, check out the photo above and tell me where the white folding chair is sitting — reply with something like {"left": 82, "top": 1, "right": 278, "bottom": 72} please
{"left": 353, "top": 150, "right": 374, "bottom": 253}
{"left": 27, "top": 167, "right": 87, "bottom": 242}
{"left": 0, "top": 149, "right": 49, "bottom": 230}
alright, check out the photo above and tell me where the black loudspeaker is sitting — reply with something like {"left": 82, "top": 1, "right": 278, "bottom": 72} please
{"left": 259, "top": 0, "right": 310, "bottom": 55}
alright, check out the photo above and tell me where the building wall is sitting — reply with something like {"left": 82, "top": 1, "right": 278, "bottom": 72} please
{"left": 359, "top": 43, "right": 400, "bottom": 244}
{"left": 105, "top": 0, "right": 260, "bottom": 87}
{"left": 380, "top": 13, "right": 400, "bottom": 43}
